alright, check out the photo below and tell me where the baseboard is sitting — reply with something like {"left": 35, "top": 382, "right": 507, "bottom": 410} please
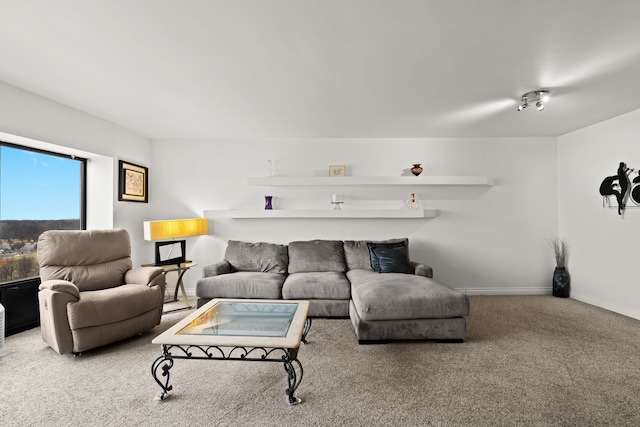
{"left": 457, "top": 287, "right": 550, "bottom": 296}
{"left": 181, "top": 287, "right": 197, "bottom": 297}
{"left": 570, "top": 290, "right": 640, "bottom": 321}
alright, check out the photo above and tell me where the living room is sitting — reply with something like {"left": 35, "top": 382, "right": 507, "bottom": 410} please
{"left": 1, "top": 1, "right": 640, "bottom": 425}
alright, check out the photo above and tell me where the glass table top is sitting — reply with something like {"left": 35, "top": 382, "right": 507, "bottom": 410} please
{"left": 177, "top": 301, "right": 298, "bottom": 338}
{"left": 153, "top": 299, "right": 310, "bottom": 348}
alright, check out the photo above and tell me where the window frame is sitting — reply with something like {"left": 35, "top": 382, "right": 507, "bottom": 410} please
{"left": 0, "top": 140, "right": 88, "bottom": 278}
{"left": 1, "top": 140, "right": 88, "bottom": 334}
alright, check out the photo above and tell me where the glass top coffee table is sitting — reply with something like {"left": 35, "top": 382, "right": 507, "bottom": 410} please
{"left": 151, "top": 298, "right": 311, "bottom": 404}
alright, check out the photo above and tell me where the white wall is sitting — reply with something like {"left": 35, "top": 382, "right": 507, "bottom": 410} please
{"left": 0, "top": 82, "right": 153, "bottom": 265}
{"left": 151, "top": 137, "right": 559, "bottom": 295}
{"left": 5, "top": 77, "right": 640, "bottom": 320}
{"left": 558, "top": 108, "right": 640, "bottom": 320}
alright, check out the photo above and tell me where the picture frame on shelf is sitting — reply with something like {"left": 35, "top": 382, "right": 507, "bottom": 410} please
{"left": 118, "top": 160, "right": 148, "bottom": 203}
{"left": 329, "top": 165, "right": 346, "bottom": 177}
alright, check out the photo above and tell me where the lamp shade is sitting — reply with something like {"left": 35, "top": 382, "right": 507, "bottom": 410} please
{"left": 143, "top": 218, "right": 209, "bottom": 241}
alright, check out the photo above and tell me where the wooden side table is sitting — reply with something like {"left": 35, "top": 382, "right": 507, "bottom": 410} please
{"left": 142, "top": 261, "right": 197, "bottom": 314}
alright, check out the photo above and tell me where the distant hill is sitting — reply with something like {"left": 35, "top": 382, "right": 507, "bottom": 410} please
{"left": 0, "top": 219, "right": 81, "bottom": 241}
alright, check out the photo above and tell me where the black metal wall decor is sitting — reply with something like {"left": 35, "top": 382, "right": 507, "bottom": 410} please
{"left": 599, "top": 161, "right": 640, "bottom": 216}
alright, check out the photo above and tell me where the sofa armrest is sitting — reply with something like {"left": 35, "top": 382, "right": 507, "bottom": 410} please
{"left": 39, "top": 280, "right": 80, "bottom": 299}
{"left": 411, "top": 262, "right": 433, "bottom": 278}
{"left": 202, "top": 260, "right": 232, "bottom": 277}
{"left": 125, "top": 266, "right": 164, "bottom": 286}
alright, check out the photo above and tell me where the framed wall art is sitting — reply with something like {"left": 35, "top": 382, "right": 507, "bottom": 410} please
{"left": 118, "top": 160, "right": 148, "bottom": 203}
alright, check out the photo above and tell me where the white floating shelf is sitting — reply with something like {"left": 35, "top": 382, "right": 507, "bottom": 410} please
{"left": 204, "top": 209, "right": 436, "bottom": 219}
{"left": 247, "top": 176, "right": 493, "bottom": 187}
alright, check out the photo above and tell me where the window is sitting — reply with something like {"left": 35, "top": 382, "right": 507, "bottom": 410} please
{"left": 0, "top": 142, "right": 86, "bottom": 283}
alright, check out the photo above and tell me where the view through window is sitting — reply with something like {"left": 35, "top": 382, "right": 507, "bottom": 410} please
{"left": 0, "top": 142, "right": 86, "bottom": 283}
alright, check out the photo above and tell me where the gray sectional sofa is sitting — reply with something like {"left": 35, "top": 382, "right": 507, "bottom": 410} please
{"left": 196, "top": 238, "right": 469, "bottom": 343}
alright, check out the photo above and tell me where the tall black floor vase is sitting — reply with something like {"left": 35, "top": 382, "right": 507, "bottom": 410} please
{"left": 553, "top": 267, "right": 570, "bottom": 298}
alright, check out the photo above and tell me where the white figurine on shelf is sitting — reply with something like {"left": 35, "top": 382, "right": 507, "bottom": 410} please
{"left": 266, "top": 160, "right": 279, "bottom": 177}
{"left": 331, "top": 194, "right": 344, "bottom": 210}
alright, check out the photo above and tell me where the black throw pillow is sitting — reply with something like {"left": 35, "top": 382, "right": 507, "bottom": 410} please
{"left": 367, "top": 242, "right": 406, "bottom": 272}
{"left": 368, "top": 242, "right": 414, "bottom": 274}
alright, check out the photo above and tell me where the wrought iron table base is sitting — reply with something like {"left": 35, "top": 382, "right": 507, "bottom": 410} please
{"left": 152, "top": 318, "right": 311, "bottom": 404}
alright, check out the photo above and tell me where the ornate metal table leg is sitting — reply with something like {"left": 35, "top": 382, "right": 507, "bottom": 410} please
{"left": 283, "top": 356, "right": 304, "bottom": 405}
{"left": 302, "top": 318, "right": 312, "bottom": 344}
{"left": 151, "top": 345, "right": 174, "bottom": 401}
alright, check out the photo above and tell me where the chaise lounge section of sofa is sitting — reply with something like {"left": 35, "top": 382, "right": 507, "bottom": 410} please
{"left": 196, "top": 238, "right": 469, "bottom": 343}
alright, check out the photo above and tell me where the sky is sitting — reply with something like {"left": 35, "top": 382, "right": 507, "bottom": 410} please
{"left": 0, "top": 145, "right": 81, "bottom": 220}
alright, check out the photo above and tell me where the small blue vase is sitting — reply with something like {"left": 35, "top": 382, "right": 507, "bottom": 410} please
{"left": 264, "top": 196, "right": 273, "bottom": 210}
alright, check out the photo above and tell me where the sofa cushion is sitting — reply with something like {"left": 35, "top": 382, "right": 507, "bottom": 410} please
{"left": 283, "top": 272, "right": 351, "bottom": 300}
{"left": 224, "top": 240, "right": 288, "bottom": 274}
{"left": 288, "top": 240, "right": 346, "bottom": 273}
{"left": 196, "top": 272, "right": 285, "bottom": 299}
{"left": 348, "top": 269, "right": 469, "bottom": 321}
{"left": 369, "top": 244, "right": 414, "bottom": 274}
{"left": 344, "top": 238, "right": 408, "bottom": 271}
{"left": 67, "top": 284, "right": 162, "bottom": 330}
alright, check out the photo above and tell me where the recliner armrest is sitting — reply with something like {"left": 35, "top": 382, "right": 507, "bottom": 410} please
{"left": 125, "top": 266, "right": 164, "bottom": 286}
{"left": 202, "top": 260, "right": 232, "bottom": 277}
{"left": 38, "top": 280, "right": 80, "bottom": 299}
{"left": 411, "top": 262, "right": 433, "bottom": 278}
{"left": 38, "top": 280, "right": 80, "bottom": 355}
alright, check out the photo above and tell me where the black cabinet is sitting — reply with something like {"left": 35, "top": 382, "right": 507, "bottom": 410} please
{"left": 0, "top": 278, "right": 40, "bottom": 336}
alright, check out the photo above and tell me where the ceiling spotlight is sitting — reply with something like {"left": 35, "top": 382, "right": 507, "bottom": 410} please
{"left": 539, "top": 91, "right": 550, "bottom": 103}
{"left": 517, "top": 90, "right": 550, "bottom": 112}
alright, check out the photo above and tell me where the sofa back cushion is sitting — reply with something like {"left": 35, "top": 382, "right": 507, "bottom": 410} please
{"left": 288, "top": 240, "right": 346, "bottom": 273}
{"left": 224, "top": 240, "right": 288, "bottom": 273}
{"left": 343, "top": 238, "right": 409, "bottom": 270}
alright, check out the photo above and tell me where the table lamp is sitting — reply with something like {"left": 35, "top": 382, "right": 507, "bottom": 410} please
{"left": 143, "top": 218, "right": 209, "bottom": 266}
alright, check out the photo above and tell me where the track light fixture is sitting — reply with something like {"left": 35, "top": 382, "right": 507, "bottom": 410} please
{"left": 517, "top": 90, "right": 550, "bottom": 112}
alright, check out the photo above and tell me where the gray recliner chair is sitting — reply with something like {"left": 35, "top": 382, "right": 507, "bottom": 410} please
{"left": 37, "top": 229, "right": 165, "bottom": 355}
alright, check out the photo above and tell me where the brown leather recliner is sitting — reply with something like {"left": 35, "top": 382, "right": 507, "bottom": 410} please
{"left": 37, "top": 229, "right": 165, "bottom": 355}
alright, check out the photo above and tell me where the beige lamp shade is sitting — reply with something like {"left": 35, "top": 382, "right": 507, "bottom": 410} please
{"left": 143, "top": 218, "right": 209, "bottom": 241}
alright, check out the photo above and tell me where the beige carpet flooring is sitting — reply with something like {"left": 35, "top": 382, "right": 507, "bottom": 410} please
{"left": 1, "top": 295, "right": 639, "bottom": 426}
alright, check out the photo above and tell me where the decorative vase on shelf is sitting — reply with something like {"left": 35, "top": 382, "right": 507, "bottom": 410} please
{"left": 411, "top": 164, "right": 423, "bottom": 176}
{"left": 407, "top": 193, "right": 419, "bottom": 210}
{"left": 264, "top": 196, "right": 273, "bottom": 210}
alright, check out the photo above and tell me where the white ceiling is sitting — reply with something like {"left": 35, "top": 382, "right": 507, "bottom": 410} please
{"left": 2, "top": 0, "right": 640, "bottom": 140}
